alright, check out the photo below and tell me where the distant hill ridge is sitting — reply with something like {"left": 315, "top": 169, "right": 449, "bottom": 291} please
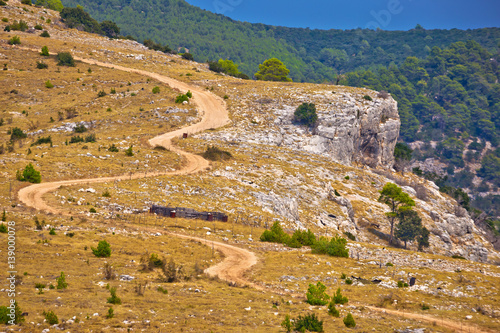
{"left": 60, "top": 0, "right": 500, "bottom": 82}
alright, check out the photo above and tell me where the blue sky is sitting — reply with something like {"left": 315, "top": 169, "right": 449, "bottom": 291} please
{"left": 184, "top": 0, "right": 500, "bottom": 30}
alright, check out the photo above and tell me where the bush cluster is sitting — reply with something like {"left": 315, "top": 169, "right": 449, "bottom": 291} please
{"left": 6, "top": 20, "right": 28, "bottom": 32}
{"left": 260, "top": 221, "right": 317, "bottom": 249}
{"left": 175, "top": 91, "right": 193, "bottom": 104}
{"left": 311, "top": 236, "right": 349, "bottom": 257}
{"left": 61, "top": 6, "right": 120, "bottom": 38}
{"left": 8, "top": 36, "right": 21, "bottom": 45}
{"left": 57, "top": 52, "right": 75, "bottom": 67}
{"left": 202, "top": 146, "right": 232, "bottom": 161}
{"left": 16, "top": 163, "right": 41, "bottom": 183}
{"left": 294, "top": 103, "right": 318, "bottom": 127}
{"left": 31, "top": 136, "right": 52, "bottom": 146}
{"left": 107, "top": 287, "right": 121, "bottom": 304}
{"left": 92, "top": 240, "right": 111, "bottom": 257}
{"left": 282, "top": 313, "right": 323, "bottom": 333}
{"left": 306, "top": 282, "right": 330, "bottom": 306}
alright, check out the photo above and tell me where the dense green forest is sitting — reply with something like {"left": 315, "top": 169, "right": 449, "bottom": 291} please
{"left": 57, "top": 0, "right": 499, "bottom": 217}
{"left": 341, "top": 41, "right": 499, "bottom": 199}
{"left": 60, "top": 0, "right": 500, "bottom": 82}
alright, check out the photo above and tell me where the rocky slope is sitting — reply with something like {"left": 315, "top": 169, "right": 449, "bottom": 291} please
{"left": 198, "top": 87, "right": 400, "bottom": 169}
{"left": 0, "top": 3, "right": 497, "bottom": 266}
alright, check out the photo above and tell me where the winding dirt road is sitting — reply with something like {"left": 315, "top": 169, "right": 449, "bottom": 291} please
{"left": 15, "top": 50, "right": 495, "bottom": 333}
{"left": 18, "top": 53, "right": 228, "bottom": 215}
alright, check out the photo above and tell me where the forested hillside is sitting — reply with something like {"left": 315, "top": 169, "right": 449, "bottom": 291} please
{"left": 59, "top": 0, "right": 500, "bottom": 83}
{"left": 342, "top": 41, "right": 500, "bottom": 216}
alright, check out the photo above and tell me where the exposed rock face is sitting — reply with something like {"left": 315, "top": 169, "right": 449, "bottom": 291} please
{"left": 199, "top": 93, "right": 400, "bottom": 169}
{"left": 299, "top": 97, "right": 400, "bottom": 168}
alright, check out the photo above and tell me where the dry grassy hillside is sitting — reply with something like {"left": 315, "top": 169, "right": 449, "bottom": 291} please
{"left": 0, "top": 2, "right": 499, "bottom": 332}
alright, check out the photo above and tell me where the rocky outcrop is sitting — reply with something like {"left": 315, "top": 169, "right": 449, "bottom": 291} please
{"left": 312, "top": 96, "right": 400, "bottom": 168}
{"left": 198, "top": 92, "right": 400, "bottom": 169}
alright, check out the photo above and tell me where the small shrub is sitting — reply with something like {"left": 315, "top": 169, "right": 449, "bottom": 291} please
{"left": 285, "top": 237, "right": 302, "bottom": 248}
{"left": 260, "top": 221, "right": 289, "bottom": 244}
{"left": 49, "top": 228, "right": 56, "bottom": 235}
{"left": 157, "top": 286, "right": 168, "bottom": 294}
{"left": 10, "top": 20, "right": 28, "bottom": 31}
{"left": 311, "top": 236, "right": 349, "bottom": 258}
{"left": 66, "top": 232, "right": 75, "bottom": 238}
{"left": 294, "top": 313, "right": 324, "bottom": 332}
{"left": 34, "top": 217, "right": 45, "bottom": 230}
{"left": 69, "top": 136, "right": 84, "bottom": 144}
{"left": 102, "top": 189, "right": 111, "bottom": 197}
{"left": 21, "top": 0, "right": 31, "bottom": 5}
{"left": 386, "top": 262, "right": 394, "bottom": 267}
{"left": 40, "top": 30, "right": 50, "bottom": 37}
{"left": 306, "top": 282, "right": 330, "bottom": 306}
{"left": 340, "top": 273, "right": 346, "bottom": 280}
{"left": 10, "top": 127, "right": 27, "bottom": 141}
{"left": 345, "top": 278, "right": 353, "bottom": 285}
{"left": 57, "top": 52, "right": 75, "bottom": 67}
{"left": 36, "top": 61, "right": 48, "bottom": 69}
{"left": 0, "top": 224, "right": 7, "bottom": 233}
{"left": 35, "top": 283, "right": 46, "bottom": 294}
{"left": 328, "top": 300, "right": 340, "bottom": 317}
{"left": 294, "top": 103, "right": 317, "bottom": 127}
{"left": 181, "top": 52, "right": 193, "bottom": 61}
{"left": 97, "top": 90, "right": 107, "bottom": 98}
{"left": 343, "top": 231, "right": 356, "bottom": 241}
{"left": 289, "top": 229, "right": 316, "bottom": 247}
{"left": 40, "top": 46, "right": 49, "bottom": 56}
{"left": 125, "top": 146, "right": 134, "bottom": 156}
{"left": 397, "top": 280, "right": 408, "bottom": 288}
{"left": 107, "top": 287, "right": 121, "bottom": 304}
{"left": 103, "top": 263, "right": 116, "bottom": 280}
{"left": 202, "top": 146, "right": 232, "bottom": 161}
{"left": 281, "top": 314, "right": 292, "bottom": 333}
{"left": 45, "top": 311, "right": 58, "bottom": 325}
{"left": 344, "top": 176, "right": 350, "bottom": 180}
{"left": 1, "top": 18, "right": 7, "bottom": 22}
{"left": 0, "top": 301, "right": 24, "bottom": 324}
{"left": 152, "top": 86, "right": 160, "bottom": 94}
{"left": 84, "top": 134, "right": 96, "bottom": 143}
{"left": 108, "top": 144, "right": 119, "bottom": 152}
{"left": 45, "top": 80, "right": 54, "bottom": 88}
{"left": 223, "top": 95, "right": 229, "bottom": 100}
{"left": 56, "top": 272, "right": 67, "bottom": 289}
{"left": 175, "top": 93, "right": 189, "bottom": 104}
{"left": 92, "top": 240, "right": 111, "bottom": 257}
{"left": 333, "top": 287, "right": 348, "bottom": 304}
{"left": 8, "top": 36, "right": 21, "bottom": 45}
{"left": 421, "top": 303, "right": 430, "bottom": 310}
{"left": 149, "top": 253, "right": 163, "bottom": 267}
{"left": 343, "top": 313, "right": 356, "bottom": 328}
{"left": 89, "top": 207, "right": 96, "bottom": 213}
{"left": 17, "top": 163, "right": 41, "bottom": 183}
{"left": 186, "top": 90, "right": 192, "bottom": 98}
{"left": 363, "top": 95, "right": 373, "bottom": 101}
{"left": 34, "top": 24, "right": 43, "bottom": 30}
{"left": 106, "top": 307, "right": 114, "bottom": 319}
{"left": 162, "top": 259, "right": 183, "bottom": 283}
{"left": 74, "top": 124, "right": 87, "bottom": 133}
